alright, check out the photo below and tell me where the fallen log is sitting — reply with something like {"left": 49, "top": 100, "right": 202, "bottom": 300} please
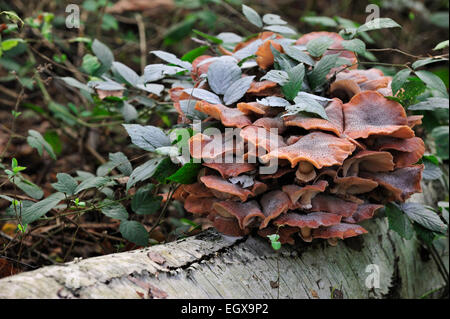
{"left": 0, "top": 181, "right": 447, "bottom": 299}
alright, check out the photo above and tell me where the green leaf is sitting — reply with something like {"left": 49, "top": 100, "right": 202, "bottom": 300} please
{"left": 192, "top": 30, "right": 223, "bottom": 44}
{"left": 181, "top": 46, "right": 209, "bottom": 63}
{"left": 167, "top": 162, "right": 202, "bottom": 184}
{"left": 260, "top": 70, "right": 289, "bottom": 85}
{"left": 284, "top": 96, "right": 329, "bottom": 120}
{"left": 433, "top": 40, "right": 449, "bottom": 51}
{"left": 306, "top": 36, "right": 334, "bottom": 57}
{"left": 308, "top": 53, "right": 340, "bottom": 90}
{"left": 282, "top": 63, "right": 305, "bottom": 101}
{"left": 100, "top": 199, "right": 129, "bottom": 221}
{"left": 119, "top": 220, "right": 149, "bottom": 246}
{"left": 207, "top": 60, "right": 242, "bottom": 95}
{"left": 263, "top": 14, "right": 287, "bottom": 25}
{"left": 242, "top": 4, "right": 262, "bottom": 28}
{"left": 422, "top": 160, "right": 443, "bottom": 181}
{"left": 263, "top": 25, "right": 296, "bottom": 35}
{"left": 27, "top": 130, "right": 56, "bottom": 160}
{"left": 11, "top": 176, "right": 44, "bottom": 200}
{"left": 150, "top": 50, "right": 192, "bottom": 71}
{"left": 74, "top": 176, "right": 110, "bottom": 194}
{"left": 341, "top": 39, "right": 366, "bottom": 55}
{"left": 415, "top": 70, "right": 448, "bottom": 96}
{"left": 151, "top": 157, "right": 178, "bottom": 183}
{"left": 109, "top": 152, "right": 132, "bottom": 176}
{"left": 122, "top": 124, "right": 171, "bottom": 152}
{"left": 391, "top": 69, "right": 411, "bottom": 95}
{"left": 126, "top": 158, "right": 162, "bottom": 191}
{"left": 412, "top": 58, "right": 448, "bottom": 70}
{"left": 81, "top": 54, "right": 101, "bottom": 75}
{"left": 223, "top": 76, "right": 255, "bottom": 105}
{"left": 1, "top": 38, "right": 23, "bottom": 51}
{"left": 408, "top": 97, "right": 449, "bottom": 111}
{"left": 401, "top": 203, "right": 447, "bottom": 234}
{"left": 357, "top": 18, "right": 401, "bottom": 33}
{"left": 302, "top": 16, "right": 338, "bottom": 27}
{"left": 22, "top": 192, "right": 65, "bottom": 224}
{"left": 51, "top": 173, "right": 78, "bottom": 195}
{"left": 112, "top": 61, "right": 139, "bottom": 86}
{"left": 131, "top": 185, "right": 161, "bottom": 215}
{"left": 385, "top": 203, "right": 414, "bottom": 239}
{"left": 431, "top": 126, "right": 449, "bottom": 160}
{"left": 282, "top": 44, "right": 315, "bottom": 66}
{"left": 120, "top": 101, "right": 138, "bottom": 122}
{"left": 271, "top": 241, "right": 281, "bottom": 250}
{"left": 413, "top": 223, "right": 437, "bottom": 245}
{"left": 92, "top": 39, "right": 114, "bottom": 74}
{"left": 43, "top": 131, "right": 62, "bottom": 155}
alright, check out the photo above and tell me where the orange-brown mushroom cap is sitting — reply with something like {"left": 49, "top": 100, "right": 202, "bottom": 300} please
{"left": 283, "top": 98, "right": 344, "bottom": 136}
{"left": 310, "top": 194, "right": 358, "bottom": 217}
{"left": 255, "top": 40, "right": 283, "bottom": 70}
{"left": 260, "top": 131, "right": 356, "bottom": 169}
{"left": 343, "top": 91, "right": 415, "bottom": 139}
{"left": 372, "top": 136, "right": 425, "bottom": 168}
{"left": 213, "top": 215, "right": 250, "bottom": 237}
{"left": 259, "top": 190, "right": 291, "bottom": 229}
{"left": 203, "top": 163, "right": 256, "bottom": 178}
{"left": 212, "top": 200, "right": 265, "bottom": 229}
{"left": 341, "top": 150, "right": 395, "bottom": 176}
{"left": 200, "top": 175, "right": 267, "bottom": 202}
{"left": 360, "top": 164, "right": 424, "bottom": 202}
{"left": 343, "top": 203, "right": 384, "bottom": 224}
{"left": 274, "top": 211, "right": 342, "bottom": 229}
{"left": 312, "top": 223, "right": 368, "bottom": 240}
{"left": 195, "top": 100, "right": 252, "bottom": 128}
{"left": 282, "top": 180, "right": 328, "bottom": 209}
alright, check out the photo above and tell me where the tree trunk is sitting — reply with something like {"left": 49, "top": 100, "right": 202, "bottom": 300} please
{"left": 0, "top": 182, "right": 447, "bottom": 299}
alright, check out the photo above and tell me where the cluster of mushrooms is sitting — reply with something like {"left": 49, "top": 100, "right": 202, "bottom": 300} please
{"left": 168, "top": 31, "right": 425, "bottom": 246}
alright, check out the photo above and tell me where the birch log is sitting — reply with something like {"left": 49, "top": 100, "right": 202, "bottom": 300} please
{"left": 0, "top": 181, "right": 447, "bottom": 299}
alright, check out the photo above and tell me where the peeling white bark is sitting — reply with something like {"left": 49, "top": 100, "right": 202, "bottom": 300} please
{"left": 0, "top": 184, "right": 447, "bottom": 299}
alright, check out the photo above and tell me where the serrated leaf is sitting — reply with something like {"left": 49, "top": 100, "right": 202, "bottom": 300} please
{"left": 422, "top": 160, "right": 442, "bottom": 180}
{"left": 408, "top": 97, "right": 449, "bottom": 111}
{"left": 119, "top": 220, "right": 149, "bottom": 246}
{"left": 341, "top": 39, "right": 366, "bottom": 55}
{"left": 242, "top": 4, "right": 262, "bottom": 28}
{"left": 308, "top": 53, "right": 339, "bottom": 90}
{"left": 306, "top": 36, "right": 334, "bottom": 57}
{"left": 27, "top": 130, "right": 56, "bottom": 160}
{"left": 207, "top": 60, "right": 242, "bottom": 95}
{"left": 179, "top": 99, "right": 208, "bottom": 120}
{"left": 112, "top": 61, "right": 139, "bottom": 86}
{"left": 431, "top": 126, "right": 449, "bottom": 160}
{"left": 282, "top": 45, "right": 315, "bottom": 66}
{"left": 216, "top": 32, "right": 243, "bottom": 43}
{"left": 257, "top": 96, "right": 291, "bottom": 107}
{"left": 357, "top": 18, "right": 401, "bottom": 33}
{"left": 282, "top": 63, "right": 305, "bottom": 100}
{"left": 183, "top": 88, "right": 222, "bottom": 104}
{"left": 22, "top": 192, "right": 65, "bottom": 224}
{"left": 415, "top": 70, "right": 448, "bottom": 96}
{"left": 284, "top": 96, "right": 329, "bottom": 120}
{"left": 131, "top": 185, "right": 161, "bottom": 215}
{"left": 151, "top": 50, "right": 192, "bottom": 71}
{"left": 51, "top": 173, "right": 78, "bottom": 195}
{"left": 413, "top": 223, "right": 436, "bottom": 245}
{"left": 136, "top": 83, "right": 164, "bottom": 96}
{"left": 167, "top": 162, "right": 202, "bottom": 184}
{"left": 223, "top": 76, "right": 255, "bottom": 105}
{"left": 122, "top": 124, "right": 171, "bottom": 152}
{"left": 126, "top": 158, "right": 161, "bottom": 190}
{"left": 391, "top": 69, "right": 411, "bottom": 95}
{"left": 74, "top": 176, "right": 110, "bottom": 194}
{"left": 260, "top": 70, "right": 289, "bottom": 85}
{"left": 402, "top": 202, "right": 447, "bottom": 233}
{"left": 233, "top": 39, "right": 263, "bottom": 61}
{"left": 385, "top": 202, "right": 414, "bottom": 239}
{"left": 100, "top": 199, "right": 129, "bottom": 221}
{"left": 263, "top": 25, "right": 296, "bottom": 35}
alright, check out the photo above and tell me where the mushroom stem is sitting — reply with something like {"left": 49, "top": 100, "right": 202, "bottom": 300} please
{"left": 296, "top": 162, "right": 316, "bottom": 183}
{"left": 327, "top": 238, "right": 339, "bottom": 246}
{"left": 300, "top": 227, "right": 312, "bottom": 242}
